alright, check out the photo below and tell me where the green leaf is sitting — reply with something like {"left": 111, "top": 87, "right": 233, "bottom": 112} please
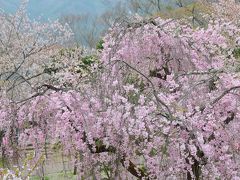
{"left": 96, "top": 39, "right": 104, "bottom": 50}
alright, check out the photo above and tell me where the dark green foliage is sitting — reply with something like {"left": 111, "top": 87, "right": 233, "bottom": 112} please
{"left": 76, "top": 55, "right": 98, "bottom": 73}
{"left": 233, "top": 47, "right": 240, "bottom": 59}
{"left": 96, "top": 39, "right": 104, "bottom": 50}
{"left": 149, "top": 69, "right": 158, "bottom": 77}
{"left": 150, "top": 148, "right": 158, "bottom": 157}
{"left": 43, "top": 67, "right": 59, "bottom": 75}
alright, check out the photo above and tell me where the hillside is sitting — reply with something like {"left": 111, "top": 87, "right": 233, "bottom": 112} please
{"left": 0, "top": 0, "right": 115, "bottom": 20}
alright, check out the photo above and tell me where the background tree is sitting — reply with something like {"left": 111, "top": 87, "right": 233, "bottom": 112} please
{"left": 60, "top": 13, "right": 102, "bottom": 48}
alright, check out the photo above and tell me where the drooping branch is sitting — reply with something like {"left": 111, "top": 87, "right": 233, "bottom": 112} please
{"left": 114, "top": 59, "right": 173, "bottom": 119}
{"left": 211, "top": 86, "right": 240, "bottom": 105}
